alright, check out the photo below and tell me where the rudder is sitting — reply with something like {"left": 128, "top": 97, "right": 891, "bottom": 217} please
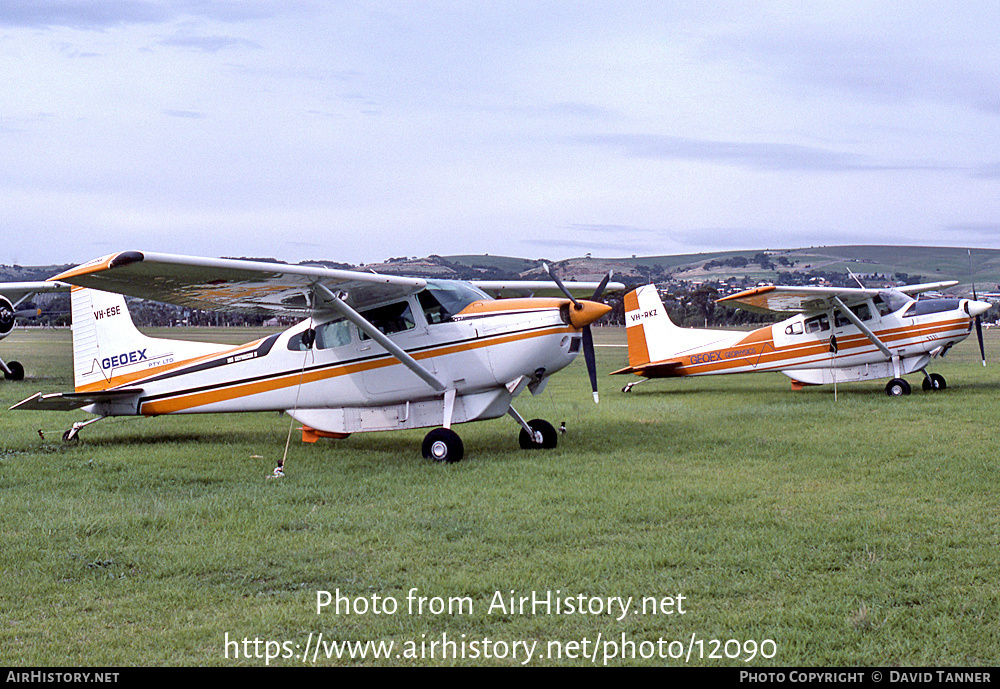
{"left": 623, "top": 284, "right": 679, "bottom": 367}
{"left": 70, "top": 288, "right": 227, "bottom": 392}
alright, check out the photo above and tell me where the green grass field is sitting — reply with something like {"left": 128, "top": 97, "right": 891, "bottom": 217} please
{"left": 1, "top": 326, "right": 998, "bottom": 666}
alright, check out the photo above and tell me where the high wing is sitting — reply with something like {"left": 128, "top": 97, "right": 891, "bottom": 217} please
{"left": 1, "top": 281, "right": 70, "bottom": 307}
{"left": 472, "top": 280, "right": 626, "bottom": 298}
{"left": 49, "top": 251, "right": 426, "bottom": 314}
{"left": 716, "top": 281, "right": 959, "bottom": 316}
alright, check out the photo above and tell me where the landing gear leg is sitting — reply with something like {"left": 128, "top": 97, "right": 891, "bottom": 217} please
{"left": 63, "top": 416, "right": 105, "bottom": 442}
{"left": 622, "top": 378, "right": 649, "bottom": 393}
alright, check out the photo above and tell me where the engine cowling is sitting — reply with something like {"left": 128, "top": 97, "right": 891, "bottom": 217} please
{"left": 0, "top": 296, "right": 15, "bottom": 340}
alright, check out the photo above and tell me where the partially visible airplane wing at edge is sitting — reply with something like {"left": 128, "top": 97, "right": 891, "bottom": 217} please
{"left": 717, "top": 281, "right": 959, "bottom": 315}
{"left": 472, "top": 280, "right": 626, "bottom": 298}
{"left": 1, "top": 281, "right": 70, "bottom": 305}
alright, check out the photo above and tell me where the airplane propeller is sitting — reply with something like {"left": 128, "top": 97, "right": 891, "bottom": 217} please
{"left": 969, "top": 250, "right": 987, "bottom": 366}
{"left": 544, "top": 264, "right": 613, "bottom": 403}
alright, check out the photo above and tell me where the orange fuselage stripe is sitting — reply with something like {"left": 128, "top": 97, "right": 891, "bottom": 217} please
{"left": 645, "top": 318, "right": 969, "bottom": 376}
{"left": 137, "top": 324, "right": 575, "bottom": 415}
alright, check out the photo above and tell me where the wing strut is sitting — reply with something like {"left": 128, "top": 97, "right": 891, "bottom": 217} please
{"left": 831, "top": 296, "right": 892, "bottom": 358}
{"left": 312, "top": 283, "right": 446, "bottom": 393}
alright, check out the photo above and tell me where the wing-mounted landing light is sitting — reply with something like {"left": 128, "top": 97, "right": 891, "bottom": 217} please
{"left": 544, "top": 264, "right": 614, "bottom": 403}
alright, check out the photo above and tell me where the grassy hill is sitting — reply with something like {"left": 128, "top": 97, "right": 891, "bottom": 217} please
{"left": 445, "top": 245, "right": 1000, "bottom": 293}
{"left": 5, "top": 245, "right": 999, "bottom": 293}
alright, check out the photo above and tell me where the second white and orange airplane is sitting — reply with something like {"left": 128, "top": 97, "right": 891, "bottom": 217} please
{"left": 614, "top": 282, "right": 990, "bottom": 396}
{"left": 12, "top": 251, "right": 621, "bottom": 464}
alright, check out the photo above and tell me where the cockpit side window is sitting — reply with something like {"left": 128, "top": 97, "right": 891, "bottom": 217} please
{"left": 288, "top": 330, "right": 312, "bottom": 351}
{"left": 784, "top": 321, "right": 804, "bottom": 335}
{"left": 358, "top": 301, "right": 416, "bottom": 339}
{"left": 418, "top": 290, "right": 450, "bottom": 325}
{"left": 804, "top": 314, "right": 830, "bottom": 333}
{"left": 315, "top": 319, "right": 352, "bottom": 348}
{"left": 419, "top": 281, "right": 490, "bottom": 324}
{"left": 875, "top": 291, "right": 914, "bottom": 315}
{"left": 873, "top": 296, "right": 891, "bottom": 317}
{"left": 834, "top": 303, "right": 873, "bottom": 327}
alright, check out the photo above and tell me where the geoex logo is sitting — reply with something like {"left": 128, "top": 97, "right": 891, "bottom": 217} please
{"left": 102, "top": 349, "right": 148, "bottom": 369}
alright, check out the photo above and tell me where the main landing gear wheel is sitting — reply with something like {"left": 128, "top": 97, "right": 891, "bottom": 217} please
{"left": 922, "top": 373, "right": 947, "bottom": 392}
{"left": 422, "top": 428, "right": 464, "bottom": 463}
{"left": 518, "top": 419, "right": 558, "bottom": 450}
{"left": 3, "top": 361, "right": 24, "bottom": 381}
{"left": 885, "top": 378, "right": 911, "bottom": 397}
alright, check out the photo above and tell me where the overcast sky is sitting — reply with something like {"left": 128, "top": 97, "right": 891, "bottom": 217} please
{"left": 3, "top": 1, "right": 999, "bottom": 267}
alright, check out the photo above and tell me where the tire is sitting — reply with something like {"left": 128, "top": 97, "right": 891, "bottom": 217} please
{"left": 518, "top": 418, "right": 558, "bottom": 449}
{"left": 885, "top": 378, "right": 911, "bottom": 397}
{"left": 921, "top": 373, "right": 946, "bottom": 392}
{"left": 4, "top": 361, "right": 24, "bottom": 381}
{"left": 421, "top": 428, "right": 464, "bottom": 463}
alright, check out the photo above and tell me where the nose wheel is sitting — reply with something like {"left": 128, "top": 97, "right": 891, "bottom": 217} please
{"left": 517, "top": 418, "right": 558, "bottom": 449}
{"left": 921, "top": 372, "right": 947, "bottom": 391}
{"left": 2, "top": 360, "right": 24, "bottom": 381}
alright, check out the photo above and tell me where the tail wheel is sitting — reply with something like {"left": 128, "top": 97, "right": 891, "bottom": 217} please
{"left": 421, "top": 428, "right": 464, "bottom": 463}
{"left": 518, "top": 419, "right": 558, "bottom": 449}
{"left": 885, "top": 378, "right": 911, "bottom": 397}
{"left": 4, "top": 361, "right": 24, "bottom": 381}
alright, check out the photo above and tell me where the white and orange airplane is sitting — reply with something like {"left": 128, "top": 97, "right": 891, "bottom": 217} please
{"left": 614, "top": 282, "right": 990, "bottom": 396}
{"left": 12, "top": 251, "right": 621, "bottom": 463}
{"left": 1, "top": 281, "right": 70, "bottom": 381}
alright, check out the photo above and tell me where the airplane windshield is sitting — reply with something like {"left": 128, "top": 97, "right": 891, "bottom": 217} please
{"left": 875, "top": 290, "right": 912, "bottom": 315}
{"left": 903, "top": 298, "right": 960, "bottom": 317}
{"left": 419, "top": 281, "right": 490, "bottom": 323}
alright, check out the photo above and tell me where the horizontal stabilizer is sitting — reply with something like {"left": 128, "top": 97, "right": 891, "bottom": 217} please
{"left": 611, "top": 361, "right": 684, "bottom": 378}
{"left": 10, "top": 389, "right": 143, "bottom": 412}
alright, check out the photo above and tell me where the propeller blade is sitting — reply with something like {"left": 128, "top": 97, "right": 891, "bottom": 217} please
{"left": 582, "top": 325, "right": 599, "bottom": 403}
{"left": 590, "top": 271, "right": 613, "bottom": 301}
{"left": 544, "top": 265, "right": 609, "bottom": 402}
{"left": 976, "top": 315, "right": 986, "bottom": 366}
{"left": 543, "top": 263, "right": 581, "bottom": 309}
{"left": 970, "top": 250, "right": 987, "bottom": 366}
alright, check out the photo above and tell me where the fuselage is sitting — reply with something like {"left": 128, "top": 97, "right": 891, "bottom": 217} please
{"left": 624, "top": 295, "right": 978, "bottom": 380}
{"left": 79, "top": 281, "right": 600, "bottom": 428}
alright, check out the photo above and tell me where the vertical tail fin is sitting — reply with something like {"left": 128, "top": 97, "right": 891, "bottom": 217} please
{"left": 623, "top": 284, "right": 679, "bottom": 367}
{"left": 71, "top": 288, "right": 227, "bottom": 392}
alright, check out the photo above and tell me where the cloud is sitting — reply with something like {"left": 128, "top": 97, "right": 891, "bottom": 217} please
{"left": 703, "top": 12, "right": 1000, "bottom": 116}
{"left": 573, "top": 134, "right": 966, "bottom": 174}
{"left": 0, "top": 0, "right": 285, "bottom": 30}
{"left": 163, "top": 109, "right": 206, "bottom": 119}
{"left": 158, "top": 34, "right": 262, "bottom": 52}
